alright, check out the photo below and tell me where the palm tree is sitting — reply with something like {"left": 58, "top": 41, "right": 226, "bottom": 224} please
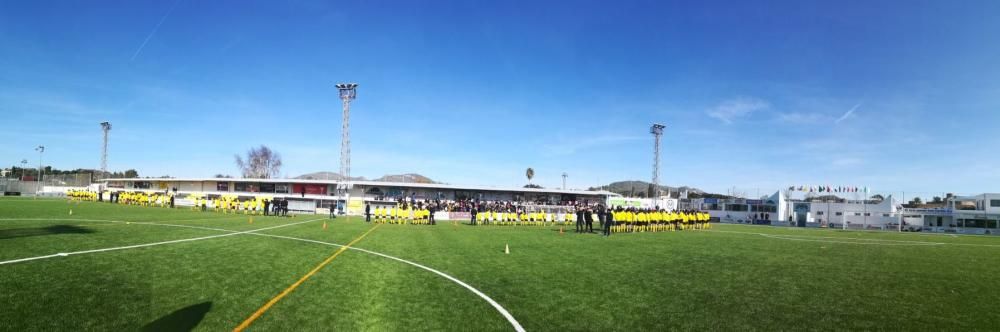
{"left": 525, "top": 168, "right": 535, "bottom": 185}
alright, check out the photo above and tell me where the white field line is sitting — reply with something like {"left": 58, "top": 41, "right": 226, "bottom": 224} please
{"left": 718, "top": 222, "right": 1000, "bottom": 239}
{"left": 36, "top": 219, "right": 527, "bottom": 332}
{"left": 248, "top": 232, "right": 526, "bottom": 332}
{"left": 745, "top": 232, "right": 945, "bottom": 244}
{"left": 0, "top": 218, "right": 323, "bottom": 265}
{"left": 706, "top": 229, "right": 955, "bottom": 246}
{"left": 0, "top": 215, "right": 246, "bottom": 224}
{"left": 757, "top": 234, "right": 943, "bottom": 246}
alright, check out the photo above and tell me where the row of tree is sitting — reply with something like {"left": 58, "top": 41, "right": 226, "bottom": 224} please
{"left": 4, "top": 166, "right": 138, "bottom": 180}
{"left": 3, "top": 145, "right": 282, "bottom": 182}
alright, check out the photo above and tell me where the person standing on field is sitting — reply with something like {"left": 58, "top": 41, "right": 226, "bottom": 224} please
{"left": 604, "top": 207, "right": 615, "bottom": 236}
{"left": 365, "top": 203, "right": 371, "bottom": 223}
{"left": 584, "top": 207, "right": 594, "bottom": 233}
{"left": 597, "top": 204, "right": 607, "bottom": 230}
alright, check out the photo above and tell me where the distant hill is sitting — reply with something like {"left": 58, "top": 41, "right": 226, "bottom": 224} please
{"left": 374, "top": 173, "right": 436, "bottom": 184}
{"left": 294, "top": 172, "right": 436, "bottom": 184}
{"left": 589, "top": 180, "right": 712, "bottom": 198}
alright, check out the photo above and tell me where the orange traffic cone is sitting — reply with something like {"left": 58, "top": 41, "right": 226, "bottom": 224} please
{"left": 504, "top": 243, "right": 510, "bottom": 254}
{"left": 560, "top": 227, "right": 564, "bottom": 235}
{"left": 323, "top": 222, "right": 327, "bottom": 230}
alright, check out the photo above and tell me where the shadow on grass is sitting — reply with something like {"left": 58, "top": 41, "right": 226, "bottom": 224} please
{"left": 0, "top": 225, "right": 94, "bottom": 240}
{"left": 141, "top": 302, "right": 212, "bottom": 332}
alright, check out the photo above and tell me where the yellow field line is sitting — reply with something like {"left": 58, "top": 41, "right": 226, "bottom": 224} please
{"left": 232, "top": 224, "right": 381, "bottom": 332}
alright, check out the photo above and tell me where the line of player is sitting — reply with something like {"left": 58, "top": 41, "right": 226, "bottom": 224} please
{"left": 610, "top": 208, "right": 712, "bottom": 233}
{"left": 371, "top": 204, "right": 434, "bottom": 225}
{"left": 66, "top": 189, "right": 98, "bottom": 202}
{"left": 472, "top": 209, "right": 576, "bottom": 226}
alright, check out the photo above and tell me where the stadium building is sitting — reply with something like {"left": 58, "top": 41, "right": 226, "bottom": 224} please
{"left": 101, "top": 178, "right": 619, "bottom": 215}
{"left": 687, "top": 191, "right": 1000, "bottom": 234}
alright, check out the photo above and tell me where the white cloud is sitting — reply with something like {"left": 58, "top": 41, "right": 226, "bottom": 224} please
{"left": 706, "top": 97, "right": 770, "bottom": 124}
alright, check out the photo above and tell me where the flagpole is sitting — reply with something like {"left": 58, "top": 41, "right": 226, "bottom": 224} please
{"left": 863, "top": 187, "right": 868, "bottom": 230}
{"left": 898, "top": 191, "right": 903, "bottom": 232}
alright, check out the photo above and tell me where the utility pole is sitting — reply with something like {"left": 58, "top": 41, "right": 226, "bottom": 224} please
{"left": 650, "top": 123, "right": 665, "bottom": 198}
{"left": 562, "top": 172, "right": 567, "bottom": 190}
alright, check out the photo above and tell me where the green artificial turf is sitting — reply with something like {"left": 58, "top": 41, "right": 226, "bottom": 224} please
{"left": 2, "top": 197, "right": 1000, "bottom": 331}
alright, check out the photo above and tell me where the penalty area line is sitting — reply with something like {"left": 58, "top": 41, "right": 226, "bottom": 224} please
{"left": 247, "top": 232, "right": 527, "bottom": 332}
{"left": 232, "top": 224, "right": 381, "bottom": 332}
{"left": 0, "top": 218, "right": 324, "bottom": 266}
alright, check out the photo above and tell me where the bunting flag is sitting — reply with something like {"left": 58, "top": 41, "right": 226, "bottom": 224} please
{"left": 788, "top": 185, "right": 869, "bottom": 193}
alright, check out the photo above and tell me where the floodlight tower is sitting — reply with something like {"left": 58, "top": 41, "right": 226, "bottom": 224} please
{"left": 336, "top": 83, "right": 358, "bottom": 192}
{"left": 35, "top": 145, "right": 45, "bottom": 194}
{"left": 100, "top": 122, "right": 111, "bottom": 179}
{"left": 650, "top": 123, "right": 665, "bottom": 198}
{"left": 562, "top": 172, "right": 568, "bottom": 190}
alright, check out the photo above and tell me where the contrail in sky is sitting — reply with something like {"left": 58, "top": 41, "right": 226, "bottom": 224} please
{"left": 130, "top": 0, "right": 182, "bottom": 61}
{"left": 835, "top": 102, "right": 862, "bottom": 124}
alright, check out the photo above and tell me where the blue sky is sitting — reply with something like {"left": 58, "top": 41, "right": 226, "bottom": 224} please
{"left": 2, "top": 0, "right": 999, "bottom": 198}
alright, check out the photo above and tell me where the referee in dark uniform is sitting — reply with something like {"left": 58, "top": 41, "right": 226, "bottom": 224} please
{"left": 585, "top": 208, "right": 595, "bottom": 233}
{"left": 604, "top": 207, "right": 615, "bottom": 236}
{"left": 471, "top": 205, "right": 478, "bottom": 225}
{"left": 597, "top": 204, "right": 607, "bottom": 229}
{"left": 575, "top": 207, "right": 585, "bottom": 233}
{"left": 364, "top": 203, "right": 371, "bottom": 222}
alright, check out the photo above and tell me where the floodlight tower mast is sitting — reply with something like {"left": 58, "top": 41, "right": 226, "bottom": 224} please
{"left": 650, "top": 123, "right": 665, "bottom": 198}
{"left": 35, "top": 145, "right": 44, "bottom": 194}
{"left": 336, "top": 83, "right": 358, "bottom": 193}
{"left": 562, "top": 172, "right": 568, "bottom": 190}
{"left": 100, "top": 122, "right": 111, "bottom": 179}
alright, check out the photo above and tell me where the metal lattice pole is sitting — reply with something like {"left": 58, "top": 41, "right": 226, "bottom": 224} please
{"left": 562, "top": 172, "right": 567, "bottom": 190}
{"left": 100, "top": 122, "right": 111, "bottom": 179}
{"left": 650, "top": 124, "right": 665, "bottom": 198}
{"left": 336, "top": 83, "right": 358, "bottom": 193}
{"left": 35, "top": 145, "right": 44, "bottom": 194}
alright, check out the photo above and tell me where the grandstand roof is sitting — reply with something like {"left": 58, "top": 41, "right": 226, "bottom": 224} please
{"left": 103, "top": 178, "right": 620, "bottom": 197}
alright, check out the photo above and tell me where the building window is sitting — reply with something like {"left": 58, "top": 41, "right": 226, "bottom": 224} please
{"left": 217, "top": 182, "right": 229, "bottom": 191}
{"left": 864, "top": 213, "right": 871, "bottom": 216}
{"left": 817, "top": 211, "right": 824, "bottom": 215}
{"left": 234, "top": 182, "right": 247, "bottom": 192}
{"left": 854, "top": 213, "right": 862, "bottom": 216}
{"left": 835, "top": 212, "right": 843, "bottom": 216}
{"left": 991, "top": 200, "right": 1000, "bottom": 207}
{"left": 275, "top": 184, "right": 289, "bottom": 193}
{"left": 883, "top": 213, "right": 891, "bottom": 217}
